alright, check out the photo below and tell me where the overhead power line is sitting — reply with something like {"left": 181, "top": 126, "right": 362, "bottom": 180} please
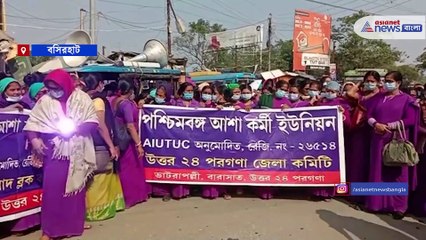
{"left": 178, "top": 0, "right": 252, "bottom": 24}
{"left": 2, "top": 23, "right": 165, "bottom": 32}
{"left": 98, "top": 0, "right": 163, "bottom": 9}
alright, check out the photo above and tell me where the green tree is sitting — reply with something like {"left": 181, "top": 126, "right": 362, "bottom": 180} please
{"left": 333, "top": 11, "right": 405, "bottom": 72}
{"left": 267, "top": 39, "right": 293, "bottom": 71}
{"left": 416, "top": 48, "right": 426, "bottom": 70}
{"left": 173, "top": 19, "right": 227, "bottom": 69}
{"left": 395, "top": 64, "right": 420, "bottom": 82}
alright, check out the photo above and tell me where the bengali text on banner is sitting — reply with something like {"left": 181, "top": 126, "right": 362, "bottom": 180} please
{"left": 140, "top": 105, "right": 346, "bottom": 186}
{"left": 0, "top": 111, "right": 43, "bottom": 222}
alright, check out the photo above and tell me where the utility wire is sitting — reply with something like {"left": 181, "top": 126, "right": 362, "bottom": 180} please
{"left": 178, "top": 0, "right": 252, "bottom": 24}
{"left": 99, "top": 13, "right": 163, "bottom": 25}
{"left": 6, "top": 2, "right": 80, "bottom": 24}
{"left": 98, "top": 0, "right": 163, "bottom": 9}
{"left": 2, "top": 23, "right": 165, "bottom": 32}
{"left": 98, "top": 14, "right": 166, "bottom": 32}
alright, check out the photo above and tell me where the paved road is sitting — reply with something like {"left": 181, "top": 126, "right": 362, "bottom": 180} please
{"left": 4, "top": 197, "right": 426, "bottom": 240}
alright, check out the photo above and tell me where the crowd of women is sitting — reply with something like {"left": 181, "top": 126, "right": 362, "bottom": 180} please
{"left": 0, "top": 68, "right": 426, "bottom": 240}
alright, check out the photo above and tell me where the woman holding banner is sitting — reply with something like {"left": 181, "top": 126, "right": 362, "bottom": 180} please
{"left": 148, "top": 85, "right": 176, "bottom": 201}
{"left": 111, "top": 79, "right": 150, "bottom": 208}
{"left": 196, "top": 84, "right": 232, "bottom": 200}
{"left": 0, "top": 79, "right": 45, "bottom": 238}
{"left": 309, "top": 81, "right": 351, "bottom": 201}
{"left": 168, "top": 82, "right": 200, "bottom": 199}
{"left": 0, "top": 77, "right": 30, "bottom": 111}
{"left": 23, "top": 69, "right": 99, "bottom": 240}
{"left": 233, "top": 84, "right": 258, "bottom": 111}
{"left": 81, "top": 73, "right": 125, "bottom": 221}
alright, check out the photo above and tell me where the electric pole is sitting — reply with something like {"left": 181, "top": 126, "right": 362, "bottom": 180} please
{"left": 0, "top": 0, "right": 5, "bottom": 32}
{"left": 80, "top": 8, "right": 87, "bottom": 30}
{"left": 166, "top": 0, "right": 172, "bottom": 58}
{"left": 267, "top": 13, "right": 272, "bottom": 71}
{"left": 89, "top": 0, "right": 96, "bottom": 44}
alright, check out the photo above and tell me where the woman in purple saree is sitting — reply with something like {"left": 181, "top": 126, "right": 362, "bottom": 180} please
{"left": 364, "top": 71, "right": 419, "bottom": 220}
{"left": 24, "top": 69, "right": 99, "bottom": 240}
{"left": 346, "top": 71, "right": 382, "bottom": 208}
{"left": 311, "top": 81, "right": 351, "bottom": 201}
{"left": 111, "top": 79, "right": 150, "bottom": 208}
{"left": 168, "top": 82, "right": 199, "bottom": 199}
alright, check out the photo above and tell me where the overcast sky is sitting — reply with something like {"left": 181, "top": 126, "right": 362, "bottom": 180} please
{"left": 5, "top": 0, "right": 426, "bottom": 64}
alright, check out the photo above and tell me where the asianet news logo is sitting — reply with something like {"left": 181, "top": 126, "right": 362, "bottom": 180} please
{"left": 354, "top": 15, "right": 425, "bottom": 40}
{"left": 361, "top": 20, "right": 403, "bottom": 33}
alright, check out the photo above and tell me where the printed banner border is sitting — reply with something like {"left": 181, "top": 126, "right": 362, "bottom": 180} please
{"left": 140, "top": 104, "right": 346, "bottom": 186}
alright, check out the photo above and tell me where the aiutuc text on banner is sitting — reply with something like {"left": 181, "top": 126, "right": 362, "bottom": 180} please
{"left": 0, "top": 111, "right": 42, "bottom": 222}
{"left": 292, "top": 9, "right": 332, "bottom": 72}
{"left": 141, "top": 105, "right": 346, "bottom": 186}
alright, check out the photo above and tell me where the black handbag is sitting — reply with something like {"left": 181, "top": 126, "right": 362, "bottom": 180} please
{"left": 114, "top": 100, "right": 131, "bottom": 152}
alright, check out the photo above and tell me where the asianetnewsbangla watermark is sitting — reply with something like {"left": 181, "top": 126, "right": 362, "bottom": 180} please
{"left": 335, "top": 182, "right": 408, "bottom": 196}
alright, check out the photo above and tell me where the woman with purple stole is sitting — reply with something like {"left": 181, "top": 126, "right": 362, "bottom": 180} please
{"left": 345, "top": 71, "right": 382, "bottom": 208}
{"left": 112, "top": 79, "right": 150, "bottom": 208}
{"left": 225, "top": 84, "right": 258, "bottom": 197}
{"left": 272, "top": 80, "right": 291, "bottom": 109}
{"left": 24, "top": 69, "right": 99, "bottom": 240}
{"left": 287, "top": 84, "right": 311, "bottom": 108}
{"left": 311, "top": 81, "right": 352, "bottom": 201}
{"left": 253, "top": 80, "right": 292, "bottom": 200}
{"left": 148, "top": 86, "right": 176, "bottom": 201}
{"left": 233, "top": 84, "right": 258, "bottom": 110}
{"left": 198, "top": 85, "right": 232, "bottom": 200}
{"left": 169, "top": 82, "right": 200, "bottom": 199}
{"left": 365, "top": 71, "right": 419, "bottom": 220}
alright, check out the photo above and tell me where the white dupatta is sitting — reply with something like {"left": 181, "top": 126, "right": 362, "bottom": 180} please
{"left": 24, "top": 89, "right": 98, "bottom": 196}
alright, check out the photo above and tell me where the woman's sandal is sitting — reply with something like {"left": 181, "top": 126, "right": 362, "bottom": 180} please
{"left": 223, "top": 194, "right": 232, "bottom": 200}
{"left": 84, "top": 224, "right": 92, "bottom": 230}
{"left": 39, "top": 235, "right": 51, "bottom": 240}
{"left": 162, "top": 194, "right": 172, "bottom": 202}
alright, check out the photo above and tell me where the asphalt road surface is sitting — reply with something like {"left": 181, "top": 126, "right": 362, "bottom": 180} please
{"left": 3, "top": 196, "right": 426, "bottom": 240}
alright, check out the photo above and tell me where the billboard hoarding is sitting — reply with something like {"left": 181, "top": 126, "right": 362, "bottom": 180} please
{"left": 206, "top": 24, "right": 264, "bottom": 49}
{"left": 293, "top": 9, "right": 332, "bottom": 71}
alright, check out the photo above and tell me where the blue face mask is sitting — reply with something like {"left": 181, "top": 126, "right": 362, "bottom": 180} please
{"left": 149, "top": 88, "right": 157, "bottom": 98}
{"left": 364, "top": 82, "right": 377, "bottom": 91}
{"left": 155, "top": 97, "right": 165, "bottom": 104}
{"left": 241, "top": 93, "right": 252, "bottom": 101}
{"left": 308, "top": 90, "right": 319, "bottom": 97}
{"left": 49, "top": 89, "right": 64, "bottom": 99}
{"left": 212, "top": 95, "right": 218, "bottom": 102}
{"left": 384, "top": 82, "right": 397, "bottom": 92}
{"left": 320, "top": 92, "right": 326, "bottom": 98}
{"left": 275, "top": 90, "right": 286, "bottom": 98}
{"left": 325, "top": 92, "right": 337, "bottom": 100}
{"left": 182, "top": 92, "right": 193, "bottom": 100}
{"left": 202, "top": 94, "right": 212, "bottom": 101}
{"left": 232, "top": 94, "right": 241, "bottom": 101}
{"left": 289, "top": 93, "right": 299, "bottom": 102}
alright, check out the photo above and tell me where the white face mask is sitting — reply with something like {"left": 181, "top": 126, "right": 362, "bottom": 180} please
{"left": 129, "top": 93, "right": 135, "bottom": 100}
{"left": 98, "top": 86, "right": 104, "bottom": 93}
{"left": 6, "top": 95, "right": 23, "bottom": 102}
{"left": 49, "top": 90, "right": 64, "bottom": 99}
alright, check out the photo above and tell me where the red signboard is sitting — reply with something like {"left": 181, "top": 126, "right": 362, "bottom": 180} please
{"left": 292, "top": 9, "right": 332, "bottom": 71}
